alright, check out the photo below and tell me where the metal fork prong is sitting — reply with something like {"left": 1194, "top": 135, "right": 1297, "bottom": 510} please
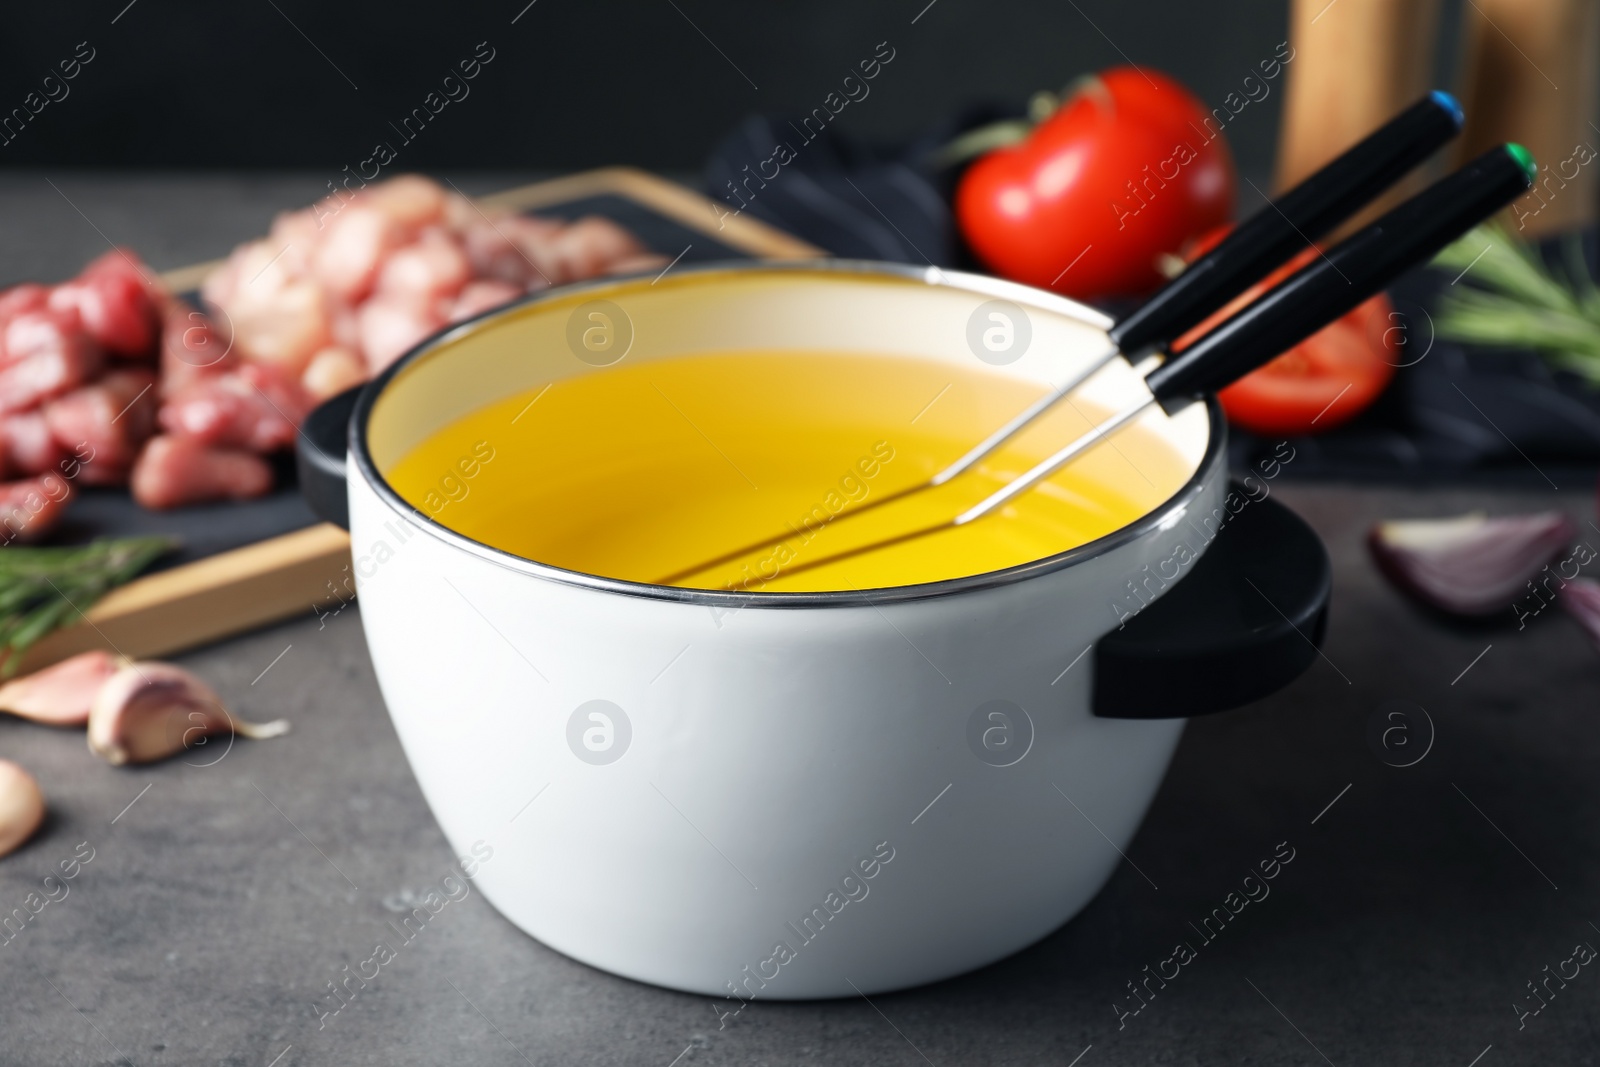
{"left": 929, "top": 341, "right": 1121, "bottom": 486}
{"left": 953, "top": 394, "right": 1160, "bottom": 526}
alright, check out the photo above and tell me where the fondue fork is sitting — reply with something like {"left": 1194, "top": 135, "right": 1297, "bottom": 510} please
{"left": 705, "top": 144, "right": 1538, "bottom": 586}
{"left": 658, "top": 92, "right": 1464, "bottom": 586}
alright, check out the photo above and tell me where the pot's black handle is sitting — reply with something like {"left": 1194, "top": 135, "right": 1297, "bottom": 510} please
{"left": 1093, "top": 483, "right": 1330, "bottom": 719}
{"left": 296, "top": 386, "right": 360, "bottom": 531}
{"left": 1109, "top": 90, "right": 1463, "bottom": 356}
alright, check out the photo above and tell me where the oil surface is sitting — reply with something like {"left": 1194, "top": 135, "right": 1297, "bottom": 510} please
{"left": 385, "top": 351, "right": 1192, "bottom": 592}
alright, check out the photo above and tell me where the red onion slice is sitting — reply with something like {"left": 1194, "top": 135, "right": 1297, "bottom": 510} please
{"left": 1561, "top": 577, "right": 1600, "bottom": 650}
{"left": 1368, "top": 511, "right": 1577, "bottom": 617}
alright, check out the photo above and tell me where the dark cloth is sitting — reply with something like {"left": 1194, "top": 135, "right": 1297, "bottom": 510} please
{"left": 703, "top": 108, "right": 1016, "bottom": 267}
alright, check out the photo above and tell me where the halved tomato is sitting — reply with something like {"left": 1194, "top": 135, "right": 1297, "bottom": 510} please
{"left": 1174, "top": 225, "right": 1397, "bottom": 436}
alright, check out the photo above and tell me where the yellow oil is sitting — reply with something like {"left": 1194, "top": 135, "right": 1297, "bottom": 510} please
{"left": 384, "top": 351, "right": 1191, "bottom": 592}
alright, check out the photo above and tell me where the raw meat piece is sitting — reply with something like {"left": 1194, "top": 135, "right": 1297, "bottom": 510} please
{"left": 376, "top": 229, "right": 471, "bottom": 302}
{"left": 49, "top": 249, "right": 161, "bottom": 358}
{"left": 440, "top": 189, "right": 479, "bottom": 232}
{"left": 329, "top": 302, "right": 361, "bottom": 350}
{"left": 199, "top": 245, "right": 243, "bottom": 314}
{"left": 606, "top": 252, "right": 673, "bottom": 276}
{"left": 0, "top": 310, "right": 104, "bottom": 414}
{"left": 265, "top": 209, "right": 321, "bottom": 276}
{"left": 199, "top": 176, "right": 662, "bottom": 398}
{"left": 131, "top": 435, "right": 273, "bottom": 509}
{"left": 461, "top": 215, "right": 561, "bottom": 287}
{"left": 0, "top": 650, "right": 122, "bottom": 727}
{"left": 158, "top": 363, "right": 308, "bottom": 453}
{"left": 223, "top": 274, "right": 332, "bottom": 375}
{"left": 365, "top": 174, "right": 448, "bottom": 230}
{"left": 448, "top": 279, "right": 523, "bottom": 323}
{"left": 4, "top": 305, "right": 86, "bottom": 362}
{"left": 0, "top": 411, "right": 66, "bottom": 476}
{"left": 301, "top": 346, "right": 366, "bottom": 401}
{"left": 0, "top": 284, "right": 49, "bottom": 324}
{"left": 0, "top": 474, "right": 74, "bottom": 543}
{"left": 357, "top": 294, "right": 443, "bottom": 373}
{"left": 159, "top": 303, "right": 235, "bottom": 396}
{"left": 44, "top": 368, "right": 159, "bottom": 482}
{"left": 547, "top": 216, "right": 652, "bottom": 284}
{"left": 312, "top": 206, "right": 404, "bottom": 303}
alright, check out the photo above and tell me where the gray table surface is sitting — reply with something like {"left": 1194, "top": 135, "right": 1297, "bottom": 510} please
{"left": 1, "top": 174, "right": 1597, "bottom": 1066}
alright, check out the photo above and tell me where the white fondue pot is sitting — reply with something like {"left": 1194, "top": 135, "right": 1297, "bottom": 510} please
{"left": 298, "top": 262, "right": 1328, "bottom": 998}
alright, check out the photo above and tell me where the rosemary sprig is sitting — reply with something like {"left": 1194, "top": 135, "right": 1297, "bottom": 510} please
{"left": 0, "top": 536, "right": 176, "bottom": 677}
{"left": 1431, "top": 222, "right": 1600, "bottom": 383}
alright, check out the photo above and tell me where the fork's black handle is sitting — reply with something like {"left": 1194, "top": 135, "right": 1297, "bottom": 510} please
{"left": 1110, "top": 91, "right": 1464, "bottom": 357}
{"left": 1145, "top": 143, "right": 1536, "bottom": 403}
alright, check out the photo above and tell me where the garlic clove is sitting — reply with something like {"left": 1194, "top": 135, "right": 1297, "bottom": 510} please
{"left": 1368, "top": 511, "right": 1576, "bottom": 617}
{"left": 0, "top": 760, "right": 45, "bottom": 859}
{"left": 87, "top": 661, "right": 290, "bottom": 766}
{"left": 0, "top": 650, "right": 126, "bottom": 727}
{"left": 1561, "top": 577, "right": 1600, "bottom": 651}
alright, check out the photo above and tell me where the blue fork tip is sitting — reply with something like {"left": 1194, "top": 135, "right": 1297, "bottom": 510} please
{"left": 1430, "top": 90, "right": 1465, "bottom": 128}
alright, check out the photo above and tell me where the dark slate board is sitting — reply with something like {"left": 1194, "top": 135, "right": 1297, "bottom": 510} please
{"left": 52, "top": 192, "right": 756, "bottom": 571}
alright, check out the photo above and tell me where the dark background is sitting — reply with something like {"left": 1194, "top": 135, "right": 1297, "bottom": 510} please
{"left": 0, "top": 0, "right": 1470, "bottom": 180}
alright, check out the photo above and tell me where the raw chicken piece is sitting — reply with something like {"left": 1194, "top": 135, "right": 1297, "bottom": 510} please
{"left": 311, "top": 206, "right": 404, "bottom": 303}
{"left": 222, "top": 274, "right": 331, "bottom": 376}
{"left": 265, "top": 209, "right": 321, "bottom": 276}
{"left": 44, "top": 368, "right": 160, "bottom": 482}
{"left": 199, "top": 245, "right": 243, "bottom": 315}
{"left": 159, "top": 303, "right": 235, "bottom": 396}
{"left": 606, "top": 252, "right": 673, "bottom": 276}
{"left": 448, "top": 279, "right": 523, "bottom": 323}
{"left": 357, "top": 294, "right": 444, "bottom": 373}
{"left": 0, "top": 411, "right": 66, "bottom": 476}
{"left": 0, "top": 473, "right": 74, "bottom": 544}
{"left": 158, "top": 363, "right": 308, "bottom": 453}
{"left": 376, "top": 229, "right": 471, "bottom": 302}
{"left": 547, "top": 216, "right": 652, "bottom": 283}
{"left": 440, "top": 189, "right": 479, "bottom": 233}
{"left": 329, "top": 302, "right": 361, "bottom": 351}
{"left": 0, "top": 310, "right": 104, "bottom": 414}
{"left": 131, "top": 435, "right": 273, "bottom": 509}
{"left": 0, "top": 650, "right": 123, "bottom": 727}
{"left": 301, "top": 346, "right": 367, "bottom": 401}
{"left": 461, "top": 215, "right": 561, "bottom": 287}
{"left": 49, "top": 249, "right": 161, "bottom": 358}
{"left": 365, "top": 175, "right": 448, "bottom": 230}
{"left": 197, "top": 176, "right": 661, "bottom": 396}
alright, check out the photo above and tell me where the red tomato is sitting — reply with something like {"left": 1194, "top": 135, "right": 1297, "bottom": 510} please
{"left": 955, "top": 67, "right": 1235, "bottom": 301}
{"left": 1174, "top": 225, "right": 1398, "bottom": 436}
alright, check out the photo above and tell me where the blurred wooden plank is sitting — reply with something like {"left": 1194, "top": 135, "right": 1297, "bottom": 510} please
{"left": 478, "top": 166, "right": 822, "bottom": 259}
{"left": 26, "top": 169, "right": 819, "bottom": 670}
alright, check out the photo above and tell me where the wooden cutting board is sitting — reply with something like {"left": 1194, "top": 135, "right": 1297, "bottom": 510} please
{"left": 19, "top": 168, "right": 822, "bottom": 672}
